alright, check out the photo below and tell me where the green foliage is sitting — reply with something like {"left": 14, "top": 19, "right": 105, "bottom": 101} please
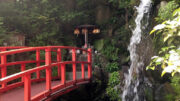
{"left": 106, "top": 72, "right": 121, "bottom": 101}
{"left": 106, "top": 87, "right": 121, "bottom": 101}
{"left": 60, "top": 11, "right": 84, "bottom": 22}
{"left": 108, "top": 72, "right": 120, "bottom": 86}
{"left": 147, "top": 7, "right": 180, "bottom": 76}
{"left": 102, "top": 40, "right": 119, "bottom": 61}
{"left": 0, "top": 0, "right": 92, "bottom": 46}
{"left": 98, "top": 39, "right": 121, "bottom": 73}
{"left": 156, "top": 1, "right": 179, "bottom": 22}
{"left": 165, "top": 94, "right": 175, "bottom": 101}
{"left": 106, "top": 62, "right": 119, "bottom": 73}
{"left": 171, "top": 74, "right": 180, "bottom": 100}
{"left": 147, "top": 46, "right": 180, "bottom": 76}
{"left": 151, "top": 8, "right": 180, "bottom": 46}
{"left": 108, "top": 0, "right": 136, "bottom": 8}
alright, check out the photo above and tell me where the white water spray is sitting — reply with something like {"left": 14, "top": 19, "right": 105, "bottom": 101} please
{"left": 122, "top": 0, "right": 152, "bottom": 101}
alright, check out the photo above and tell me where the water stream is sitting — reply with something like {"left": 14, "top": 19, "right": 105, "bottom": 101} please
{"left": 122, "top": 0, "right": 152, "bottom": 101}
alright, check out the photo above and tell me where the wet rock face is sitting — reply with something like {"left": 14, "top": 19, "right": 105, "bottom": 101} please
{"left": 137, "top": 35, "right": 154, "bottom": 67}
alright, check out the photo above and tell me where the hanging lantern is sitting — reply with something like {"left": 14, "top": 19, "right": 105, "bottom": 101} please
{"left": 74, "top": 28, "right": 80, "bottom": 35}
{"left": 82, "top": 28, "right": 88, "bottom": 34}
{"left": 92, "top": 28, "right": 100, "bottom": 34}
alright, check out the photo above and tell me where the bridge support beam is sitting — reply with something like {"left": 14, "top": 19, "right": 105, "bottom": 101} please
{"left": 61, "top": 64, "right": 66, "bottom": 84}
{"left": 72, "top": 49, "right": 76, "bottom": 82}
{"left": 36, "top": 50, "right": 40, "bottom": 79}
{"left": 88, "top": 48, "right": 92, "bottom": 79}
{"left": 45, "top": 48, "right": 52, "bottom": 90}
{"left": 81, "top": 63, "right": 85, "bottom": 79}
{"left": 1, "top": 48, "right": 7, "bottom": 88}
{"left": 57, "top": 48, "right": 61, "bottom": 78}
{"left": 24, "top": 74, "right": 31, "bottom": 101}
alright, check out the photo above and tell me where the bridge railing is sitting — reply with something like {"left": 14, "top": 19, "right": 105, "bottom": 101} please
{"left": 0, "top": 46, "right": 92, "bottom": 101}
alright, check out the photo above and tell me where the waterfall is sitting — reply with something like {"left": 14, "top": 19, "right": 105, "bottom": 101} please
{"left": 122, "top": 0, "right": 152, "bottom": 101}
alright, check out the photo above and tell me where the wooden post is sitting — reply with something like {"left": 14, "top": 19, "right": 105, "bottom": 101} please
{"left": 87, "top": 48, "right": 92, "bottom": 79}
{"left": 24, "top": 74, "right": 31, "bottom": 101}
{"left": 36, "top": 50, "right": 40, "bottom": 79}
{"left": 72, "top": 49, "right": 76, "bottom": 82}
{"left": 81, "top": 63, "right": 85, "bottom": 79}
{"left": 61, "top": 64, "right": 66, "bottom": 84}
{"left": 1, "top": 48, "right": 7, "bottom": 88}
{"left": 45, "top": 48, "right": 52, "bottom": 90}
{"left": 57, "top": 48, "right": 61, "bottom": 78}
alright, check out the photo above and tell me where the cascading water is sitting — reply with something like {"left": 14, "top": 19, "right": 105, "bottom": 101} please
{"left": 122, "top": 0, "right": 152, "bottom": 101}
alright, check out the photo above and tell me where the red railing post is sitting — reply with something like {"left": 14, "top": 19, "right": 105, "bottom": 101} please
{"left": 87, "top": 48, "right": 92, "bottom": 79}
{"left": 57, "top": 48, "right": 61, "bottom": 78}
{"left": 45, "top": 48, "right": 52, "bottom": 90}
{"left": 61, "top": 63, "right": 66, "bottom": 84}
{"left": 21, "top": 64, "right": 26, "bottom": 82}
{"left": 1, "top": 48, "right": 7, "bottom": 88}
{"left": 36, "top": 49, "right": 40, "bottom": 79}
{"left": 81, "top": 63, "right": 85, "bottom": 79}
{"left": 24, "top": 73, "right": 31, "bottom": 101}
{"left": 72, "top": 49, "right": 76, "bottom": 82}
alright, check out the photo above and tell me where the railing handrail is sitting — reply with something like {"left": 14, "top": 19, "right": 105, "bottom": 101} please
{"left": 0, "top": 46, "right": 90, "bottom": 56}
{"left": 0, "top": 61, "right": 90, "bottom": 83}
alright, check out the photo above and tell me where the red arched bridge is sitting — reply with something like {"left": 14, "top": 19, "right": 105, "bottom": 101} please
{"left": 0, "top": 46, "right": 92, "bottom": 101}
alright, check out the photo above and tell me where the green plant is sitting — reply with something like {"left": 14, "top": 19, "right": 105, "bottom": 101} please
{"left": 165, "top": 94, "right": 175, "bottom": 101}
{"left": 147, "top": 8, "right": 180, "bottom": 76}
{"left": 147, "top": 46, "right": 180, "bottom": 76}
{"left": 101, "top": 39, "right": 120, "bottom": 60}
{"left": 106, "top": 62, "right": 119, "bottom": 73}
{"left": 171, "top": 75, "right": 180, "bottom": 100}
{"left": 156, "top": 1, "right": 179, "bottom": 22}
{"left": 106, "top": 72, "right": 121, "bottom": 101}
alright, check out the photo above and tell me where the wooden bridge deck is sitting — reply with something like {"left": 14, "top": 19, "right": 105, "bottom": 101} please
{"left": 1, "top": 81, "right": 60, "bottom": 101}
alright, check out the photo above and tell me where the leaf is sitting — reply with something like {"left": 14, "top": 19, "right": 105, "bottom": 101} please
{"left": 161, "top": 70, "right": 166, "bottom": 77}
{"left": 163, "top": 34, "right": 172, "bottom": 42}
{"left": 150, "top": 29, "right": 156, "bottom": 34}
{"left": 178, "top": 31, "right": 180, "bottom": 36}
{"left": 171, "top": 71, "right": 176, "bottom": 76}
{"left": 162, "top": 63, "right": 166, "bottom": 69}
{"left": 146, "top": 66, "right": 155, "bottom": 70}
{"left": 173, "top": 8, "right": 180, "bottom": 16}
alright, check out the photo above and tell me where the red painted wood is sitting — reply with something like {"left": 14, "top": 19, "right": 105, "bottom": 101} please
{"left": 81, "top": 63, "right": 85, "bottom": 79}
{"left": 57, "top": 48, "right": 61, "bottom": 78}
{"left": 24, "top": 74, "right": 31, "bottom": 101}
{"left": 36, "top": 50, "right": 40, "bottom": 79}
{"left": 0, "top": 46, "right": 92, "bottom": 101}
{"left": 72, "top": 49, "right": 76, "bottom": 81}
{"left": 88, "top": 48, "right": 92, "bottom": 79}
{"left": 61, "top": 64, "right": 66, "bottom": 84}
{"left": 1, "top": 48, "right": 7, "bottom": 88}
{"left": 45, "top": 48, "right": 52, "bottom": 90}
